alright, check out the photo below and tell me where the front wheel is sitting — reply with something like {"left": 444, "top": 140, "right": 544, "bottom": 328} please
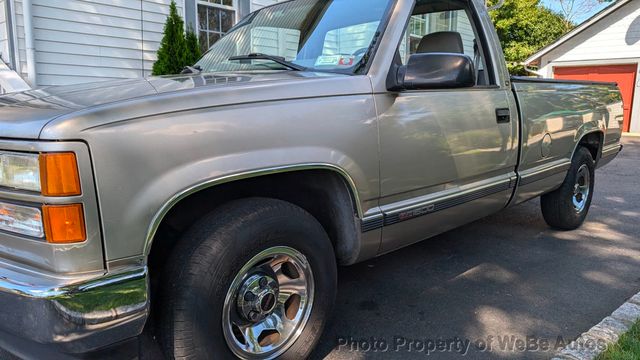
{"left": 159, "top": 198, "right": 337, "bottom": 359}
{"left": 541, "top": 147, "right": 595, "bottom": 230}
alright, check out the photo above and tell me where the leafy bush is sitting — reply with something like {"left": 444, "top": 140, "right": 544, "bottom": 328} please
{"left": 488, "top": 0, "right": 569, "bottom": 75}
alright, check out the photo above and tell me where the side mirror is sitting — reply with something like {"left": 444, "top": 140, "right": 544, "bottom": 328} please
{"left": 389, "top": 53, "right": 476, "bottom": 91}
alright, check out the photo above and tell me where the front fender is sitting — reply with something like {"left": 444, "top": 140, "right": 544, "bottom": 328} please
{"left": 135, "top": 148, "right": 369, "bottom": 257}
{"left": 81, "top": 94, "right": 379, "bottom": 264}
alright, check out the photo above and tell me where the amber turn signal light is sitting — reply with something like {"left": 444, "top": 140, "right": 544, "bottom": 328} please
{"left": 43, "top": 204, "right": 87, "bottom": 243}
{"left": 39, "top": 153, "right": 81, "bottom": 197}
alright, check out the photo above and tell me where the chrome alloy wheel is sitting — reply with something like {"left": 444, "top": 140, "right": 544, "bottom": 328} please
{"left": 572, "top": 164, "right": 591, "bottom": 213}
{"left": 222, "top": 247, "right": 314, "bottom": 359}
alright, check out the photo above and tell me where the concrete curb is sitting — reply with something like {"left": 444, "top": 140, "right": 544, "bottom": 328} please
{"left": 552, "top": 293, "right": 640, "bottom": 360}
{"left": 622, "top": 133, "right": 640, "bottom": 137}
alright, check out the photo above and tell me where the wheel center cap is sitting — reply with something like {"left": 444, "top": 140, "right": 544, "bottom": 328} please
{"left": 260, "top": 292, "right": 276, "bottom": 313}
{"left": 237, "top": 274, "right": 279, "bottom": 322}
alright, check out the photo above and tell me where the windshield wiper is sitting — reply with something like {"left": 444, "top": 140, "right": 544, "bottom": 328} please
{"left": 229, "top": 53, "right": 306, "bottom": 71}
{"left": 181, "top": 65, "right": 202, "bottom": 74}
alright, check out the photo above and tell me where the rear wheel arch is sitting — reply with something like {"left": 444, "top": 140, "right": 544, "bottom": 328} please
{"left": 574, "top": 131, "right": 604, "bottom": 164}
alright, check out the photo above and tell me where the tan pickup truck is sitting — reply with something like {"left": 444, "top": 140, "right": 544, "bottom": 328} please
{"left": 0, "top": 0, "right": 623, "bottom": 358}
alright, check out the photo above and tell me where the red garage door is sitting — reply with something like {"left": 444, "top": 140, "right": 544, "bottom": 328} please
{"left": 554, "top": 64, "right": 637, "bottom": 132}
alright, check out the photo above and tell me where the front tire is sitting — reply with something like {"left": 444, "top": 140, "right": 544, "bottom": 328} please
{"left": 159, "top": 198, "right": 337, "bottom": 359}
{"left": 541, "top": 147, "right": 595, "bottom": 230}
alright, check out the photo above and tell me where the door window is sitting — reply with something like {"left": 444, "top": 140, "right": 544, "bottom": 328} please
{"left": 398, "top": 2, "right": 493, "bottom": 86}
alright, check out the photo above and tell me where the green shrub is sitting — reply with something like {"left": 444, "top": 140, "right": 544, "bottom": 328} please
{"left": 152, "top": 1, "right": 201, "bottom": 76}
{"left": 185, "top": 26, "right": 202, "bottom": 66}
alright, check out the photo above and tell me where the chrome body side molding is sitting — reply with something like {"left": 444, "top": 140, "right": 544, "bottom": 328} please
{"left": 362, "top": 179, "right": 512, "bottom": 232}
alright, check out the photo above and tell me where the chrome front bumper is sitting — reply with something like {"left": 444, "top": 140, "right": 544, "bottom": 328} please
{"left": 0, "top": 261, "right": 149, "bottom": 356}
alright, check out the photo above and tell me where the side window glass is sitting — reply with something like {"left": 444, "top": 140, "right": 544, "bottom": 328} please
{"left": 399, "top": 8, "right": 492, "bottom": 85}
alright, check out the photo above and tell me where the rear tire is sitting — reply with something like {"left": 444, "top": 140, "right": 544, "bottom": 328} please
{"left": 541, "top": 147, "right": 595, "bottom": 230}
{"left": 159, "top": 198, "right": 337, "bottom": 359}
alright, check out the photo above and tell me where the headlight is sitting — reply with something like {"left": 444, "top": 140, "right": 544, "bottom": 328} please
{"left": 0, "top": 201, "right": 44, "bottom": 238}
{"left": 0, "top": 151, "right": 41, "bottom": 192}
{"left": 0, "top": 151, "right": 81, "bottom": 196}
{"left": 0, "top": 150, "right": 85, "bottom": 242}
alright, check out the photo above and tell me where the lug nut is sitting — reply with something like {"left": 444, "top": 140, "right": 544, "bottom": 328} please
{"left": 259, "top": 277, "right": 269, "bottom": 288}
{"left": 244, "top": 291, "right": 256, "bottom": 302}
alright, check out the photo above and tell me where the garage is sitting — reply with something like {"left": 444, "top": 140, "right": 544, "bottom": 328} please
{"left": 554, "top": 65, "right": 637, "bottom": 132}
{"left": 524, "top": 0, "right": 640, "bottom": 133}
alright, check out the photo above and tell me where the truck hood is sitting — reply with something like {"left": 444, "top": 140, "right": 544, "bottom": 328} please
{"left": 0, "top": 71, "right": 371, "bottom": 139}
{"left": 0, "top": 79, "right": 156, "bottom": 139}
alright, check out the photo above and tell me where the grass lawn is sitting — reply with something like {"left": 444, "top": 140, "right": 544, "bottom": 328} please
{"left": 597, "top": 320, "right": 640, "bottom": 360}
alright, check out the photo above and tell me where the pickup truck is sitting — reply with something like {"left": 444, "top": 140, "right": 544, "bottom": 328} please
{"left": 0, "top": 0, "right": 624, "bottom": 359}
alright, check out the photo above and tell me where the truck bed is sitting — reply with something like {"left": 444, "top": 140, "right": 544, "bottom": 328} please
{"left": 510, "top": 76, "right": 624, "bottom": 205}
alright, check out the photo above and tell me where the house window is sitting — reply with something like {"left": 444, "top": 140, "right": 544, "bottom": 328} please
{"left": 197, "top": 0, "right": 236, "bottom": 54}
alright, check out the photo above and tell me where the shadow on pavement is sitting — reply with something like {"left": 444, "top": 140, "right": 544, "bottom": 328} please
{"left": 314, "top": 138, "right": 640, "bottom": 360}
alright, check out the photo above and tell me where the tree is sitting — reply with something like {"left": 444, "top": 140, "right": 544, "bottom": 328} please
{"left": 185, "top": 26, "right": 202, "bottom": 66}
{"left": 152, "top": 1, "right": 187, "bottom": 76}
{"left": 557, "top": 0, "right": 614, "bottom": 31}
{"left": 488, "top": 0, "right": 568, "bottom": 75}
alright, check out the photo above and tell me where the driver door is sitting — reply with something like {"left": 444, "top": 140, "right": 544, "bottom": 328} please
{"left": 376, "top": 2, "right": 519, "bottom": 253}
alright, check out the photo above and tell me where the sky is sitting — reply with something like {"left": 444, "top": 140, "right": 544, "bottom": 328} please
{"left": 542, "top": 0, "right": 614, "bottom": 24}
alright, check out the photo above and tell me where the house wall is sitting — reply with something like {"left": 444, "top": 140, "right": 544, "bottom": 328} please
{"left": 14, "top": 0, "right": 26, "bottom": 78}
{"left": 458, "top": 14, "right": 475, "bottom": 56}
{"left": 11, "top": 0, "right": 183, "bottom": 86}
{"left": 3, "top": 0, "right": 477, "bottom": 91}
{"left": 0, "top": 0, "right": 8, "bottom": 65}
{"left": 4, "top": 0, "right": 276, "bottom": 90}
{"left": 539, "top": 1, "right": 640, "bottom": 76}
{"left": 538, "top": 1, "right": 640, "bottom": 133}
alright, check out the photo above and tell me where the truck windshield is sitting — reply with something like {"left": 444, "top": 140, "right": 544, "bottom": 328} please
{"left": 196, "top": 0, "right": 393, "bottom": 74}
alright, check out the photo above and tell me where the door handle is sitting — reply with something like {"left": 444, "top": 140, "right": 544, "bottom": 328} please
{"left": 496, "top": 108, "right": 511, "bottom": 124}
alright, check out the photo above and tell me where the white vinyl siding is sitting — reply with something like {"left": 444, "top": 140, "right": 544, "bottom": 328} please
{"left": 3, "top": 0, "right": 292, "bottom": 88}
{"left": 539, "top": 1, "right": 640, "bottom": 76}
{"left": 536, "top": 0, "right": 640, "bottom": 132}
{"left": 29, "top": 0, "right": 182, "bottom": 86}
{"left": 457, "top": 14, "right": 475, "bottom": 57}
{"left": 0, "top": 0, "right": 8, "bottom": 65}
{"left": 14, "top": 0, "right": 26, "bottom": 78}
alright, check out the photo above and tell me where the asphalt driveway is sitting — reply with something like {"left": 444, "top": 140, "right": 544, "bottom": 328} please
{"left": 314, "top": 137, "right": 640, "bottom": 359}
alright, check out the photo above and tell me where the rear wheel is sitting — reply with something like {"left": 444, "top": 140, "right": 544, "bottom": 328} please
{"left": 541, "top": 147, "right": 595, "bottom": 230}
{"left": 159, "top": 198, "right": 337, "bottom": 359}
